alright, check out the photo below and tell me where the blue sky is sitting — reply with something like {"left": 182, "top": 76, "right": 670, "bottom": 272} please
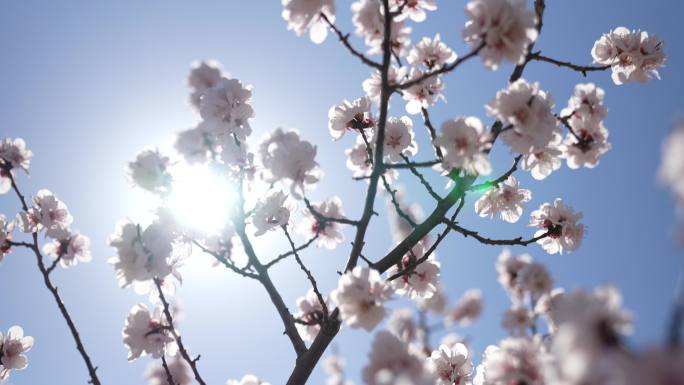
{"left": 1, "top": 1, "right": 683, "bottom": 384}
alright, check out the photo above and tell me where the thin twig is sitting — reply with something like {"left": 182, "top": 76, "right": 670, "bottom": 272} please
{"left": 530, "top": 52, "right": 611, "bottom": 76}
{"left": 384, "top": 159, "right": 441, "bottom": 169}
{"left": 160, "top": 356, "right": 177, "bottom": 385}
{"left": 399, "top": 154, "right": 441, "bottom": 201}
{"left": 469, "top": 155, "right": 522, "bottom": 191}
{"left": 265, "top": 234, "right": 320, "bottom": 268}
{"left": 442, "top": 219, "right": 551, "bottom": 246}
{"left": 154, "top": 278, "right": 207, "bottom": 385}
{"left": 421, "top": 108, "right": 443, "bottom": 160}
{"left": 282, "top": 226, "right": 329, "bottom": 319}
{"left": 319, "top": 13, "right": 381, "bottom": 69}
{"left": 303, "top": 198, "right": 360, "bottom": 226}
{"left": 8, "top": 172, "right": 102, "bottom": 385}
{"left": 381, "top": 174, "right": 417, "bottom": 228}
{"left": 191, "top": 239, "right": 259, "bottom": 279}
{"left": 394, "top": 42, "right": 485, "bottom": 90}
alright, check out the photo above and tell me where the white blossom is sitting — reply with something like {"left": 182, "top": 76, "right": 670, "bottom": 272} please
{"left": 252, "top": 191, "right": 291, "bottom": 237}
{"left": 562, "top": 83, "right": 607, "bottom": 125}
{"left": 550, "top": 286, "right": 633, "bottom": 385}
{"left": 282, "top": 0, "right": 335, "bottom": 44}
{"left": 390, "top": 0, "right": 437, "bottom": 23}
{"left": 174, "top": 121, "right": 216, "bottom": 165}
{"left": 446, "top": 289, "right": 483, "bottom": 326}
{"left": 331, "top": 267, "right": 393, "bottom": 331}
{"left": 486, "top": 79, "right": 557, "bottom": 154}
{"left": 474, "top": 337, "right": 548, "bottom": 385}
{"left": 561, "top": 115, "right": 611, "bottom": 169}
{"left": 324, "top": 354, "right": 354, "bottom": 385}
{"left": 383, "top": 116, "right": 417, "bottom": 162}
{"left": 463, "top": 0, "right": 538, "bottom": 70}
{"left": 475, "top": 176, "right": 531, "bottom": 223}
{"left": 501, "top": 305, "right": 534, "bottom": 336}
{"left": 352, "top": 0, "right": 412, "bottom": 56}
{"left": 387, "top": 246, "right": 441, "bottom": 300}
{"left": 0, "top": 215, "right": 14, "bottom": 261}
{"left": 226, "top": 375, "right": 271, "bottom": 385}
{"left": 430, "top": 343, "right": 473, "bottom": 385}
{"left": 402, "top": 68, "right": 445, "bottom": 115}
{"left": 0, "top": 326, "right": 33, "bottom": 381}
{"left": 258, "top": 128, "right": 321, "bottom": 198}
{"left": 362, "top": 331, "right": 432, "bottom": 385}
{"left": 128, "top": 148, "right": 172, "bottom": 194}
{"left": 17, "top": 189, "right": 73, "bottom": 237}
{"left": 294, "top": 289, "right": 329, "bottom": 342}
{"left": 435, "top": 117, "right": 492, "bottom": 176}
{"left": 387, "top": 309, "right": 420, "bottom": 343}
{"left": 328, "top": 96, "right": 374, "bottom": 140}
{"left": 521, "top": 132, "right": 562, "bottom": 180}
{"left": 416, "top": 284, "right": 447, "bottom": 314}
{"left": 346, "top": 135, "right": 373, "bottom": 178}
{"left": 592, "top": 27, "right": 666, "bottom": 85}
{"left": 363, "top": 65, "right": 407, "bottom": 103}
{"left": 407, "top": 34, "right": 456, "bottom": 70}
{"left": 42, "top": 228, "right": 92, "bottom": 268}
{"left": 145, "top": 355, "right": 192, "bottom": 385}
{"left": 495, "top": 249, "right": 532, "bottom": 298}
{"left": 187, "top": 61, "right": 223, "bottom": 110}
{"left": 108, "top": 220, "right": 178, "bottom": 290}
{"left": 298, "top": 196, "right": 345, "bottom": 249}
{"left": 529, "top": 199, "right": 584, "bottom": 255}
{"left": 200, "top": 78, "right": 254, "bottom": 141}
{"left": 659, "top": 123, "right": 684, "bottom": 202}
{"left": 0, "top": 138, "right": 33, "bottom": 194}
{"left": 518, "top": 261, "right": 553, "bottom": 300}
{"left": 122, "top": 304, "right": 174, "bottom": 361}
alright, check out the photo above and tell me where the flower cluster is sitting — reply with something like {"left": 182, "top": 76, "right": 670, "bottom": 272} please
{"left": 331, "top": 267, "right": 393, "bottom": 331}
{"left": 592, "top": 26, "right": 666, "bottom": 85}
{"left": 530, "top": 199, "right": 584, "bottom": 254}
{"left": 0, "top": 326, "right": 34, "bottom": 381}
{"left": 475, "top": 176, "right": 531, "bottom": 223}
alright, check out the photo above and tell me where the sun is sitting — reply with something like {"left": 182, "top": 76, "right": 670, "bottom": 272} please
{"left": 167, "top": 163, "right": 238, "bottom": 233}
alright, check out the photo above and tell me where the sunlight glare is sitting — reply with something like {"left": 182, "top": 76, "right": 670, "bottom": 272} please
{"left": 167, "top": 164, "right": 237, "bottom": 234}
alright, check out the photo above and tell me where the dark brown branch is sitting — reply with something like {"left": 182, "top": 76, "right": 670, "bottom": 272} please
{"left": 160, "top": 356, "right": 177, "bottom": 385}
{"left": 191, "top": 239, "right": 260, "bottom": 279}
{"left": 442, "top": 219, "right": 551, "bottom": 246}
{"left": 154, "top": 279, "right": 206, "bottom": 385}
{"left": 394, "top": 42, "right": 485, "bottom": 90}
{"left": 469, "top": 155, "right": 522, "bottom": 191}
{"left": 46, "top": 254, "right": 63, "bottom": 275}
{"left": 381, "top": 174, "right": 417, "bottom": 228}
{"left": 265, "top": 234, "right": 320, "bottom": 268}
{"left": 421, "top": 108, "right": 443, "bottom": 160}
{"left": 236, "top": 224, "right": 308, "bottom": 357}
{"left": 303, "top": 198, "right": 360, "bottom": 226}
{"left": 399, "top": 154, "right": 441, "bottom": 201}
{"left": 556, "top": 112, "right": 582, "bottom": 141}
{"left": 282, "top": 226, "right": 329, "bottom": 319}
{"left": 530, "top": 52, "right": 611, "bottom": 76}
{"left": 386, "top": 223, "right": 451, "bottom": 282}
{"left": 8, "top": 173, "right": 102, "bottom": 385}
{"left": 509, "top": 0, "right": 546, "bottom": 83}
{"left": 343, "top": 0, "right": 394, "bottom": 273}
{"left": 384, "top": 159, "right": 441, "bottom": 169}
{"left": 319, "top": 13, "right": 382, "bottom": 69}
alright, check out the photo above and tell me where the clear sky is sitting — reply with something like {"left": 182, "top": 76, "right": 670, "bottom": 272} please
{"left": 1, "top": 1, "right": 683, "bottom": 384}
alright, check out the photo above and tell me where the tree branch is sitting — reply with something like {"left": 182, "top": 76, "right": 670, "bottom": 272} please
{"left": 160, "top": 356, "right": 177, "bottom": 385}
{"left": 319, "top": 13, "right": 382, "bottom": 69}
{"left": 442, "top": 219, "right": 551, "bottom": 246}
{"left": 469, "top": 155, "right": 522, "bottom": 191}
{"left": 265, "top": 234, "right": 320, "bottom": 268}
{"left": 191, "top": 239, "right": 260, "bottom": 279}
{"left": 421, "top": 107, "right": 443, "bottom": 160}
{"left": 399, "top": 154, "right": 441, "bottom": 201}
{"left": 154, "top": 279, "right": 206, "bottom": 385}
{"left": 8, "top": 172, "right": 102, "bottom": 385}
{"left": 394, "top": 42, "right": 485, "bottom": 90}
{"left": 529, "top": 52, "right": 611, "bottom": 76}
{"left": 303, "top": 198, "right": 360, "bottom": 226}
{"left": 282, "top": 226, "right": 329, "bottom": 319}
